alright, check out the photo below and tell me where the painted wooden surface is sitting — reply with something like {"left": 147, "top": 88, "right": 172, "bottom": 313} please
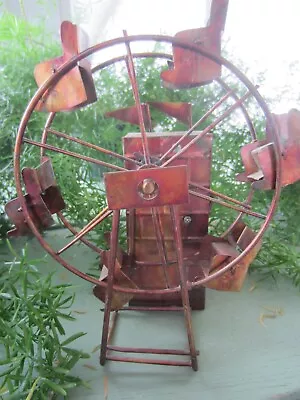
{"left": 4, "top": 230, "right": 300, "bottom": 400}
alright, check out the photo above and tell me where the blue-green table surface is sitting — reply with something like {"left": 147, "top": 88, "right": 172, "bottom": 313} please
{"left": 2, "top": 230, "right": 300, "bottom": 400}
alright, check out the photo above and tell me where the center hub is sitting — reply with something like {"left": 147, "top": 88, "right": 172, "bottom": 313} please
{"left": 138, "top": 178, "right": 159, "bottom": 200}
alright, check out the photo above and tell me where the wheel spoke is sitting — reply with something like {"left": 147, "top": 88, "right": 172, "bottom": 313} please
{"left": 47, "top": 128, "right": 142, "bottom": 167}
{"left": 189, "top": 189, "right": 266, "bottom": 219}
{"left": 216, "top": 78, "right": 257, "bottom": 141}
{"left": 56, "top": 207, "right": 112, "bottom": 255}
{"left": 162, "top": 89, "right": 255, "bottom": 167}
{"left": 76, "top": 207, "right": 110, "bottom": 234}
{"left": 189, "top": 182, "right": 252, "bottom": 209}
{"left": 23, "top": 138, "right": 127, "bottom": 171}
{"left": 57, "top": 212, "right": 103, "bottom": 254}
{"left": 123, "top": 30, "right": 151, "bottom": 164}
{"left": 159, "top": 89, "right": 234, "bottom": 163}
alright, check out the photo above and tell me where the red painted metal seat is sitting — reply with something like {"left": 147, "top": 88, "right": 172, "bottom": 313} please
{"left": 237, "top": 109, "right": 300, "bottom": 189}
{"left": 34, "top": 21, "right": 97, "bottom": 112}
{"left": 161, "top": 0, "right": 228, "bottom": 88}
{"left": 5, "top": 158, "right": 65, "bottom": 236}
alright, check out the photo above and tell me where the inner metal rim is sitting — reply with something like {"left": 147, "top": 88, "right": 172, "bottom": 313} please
{"left": 45, "top": 56, "right": 257, "bottom": 245}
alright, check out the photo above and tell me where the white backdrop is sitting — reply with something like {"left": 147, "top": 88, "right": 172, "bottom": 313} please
{"left": 2, "top": 0, "right": 300, "bottom": 112}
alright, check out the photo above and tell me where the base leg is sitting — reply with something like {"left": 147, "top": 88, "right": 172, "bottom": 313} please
{"left": 171, "top": 206, "right": 198, "bottom": 371}
{"left": 100, "top": 210, "right": 120, "bottom": 366}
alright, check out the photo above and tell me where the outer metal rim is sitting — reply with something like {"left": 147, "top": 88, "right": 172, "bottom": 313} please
{"left": 14, "top": 34, "right": 282, "bottom": 295}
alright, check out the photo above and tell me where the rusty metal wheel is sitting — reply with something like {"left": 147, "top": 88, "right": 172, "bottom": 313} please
{"left": 11, "top": 33, "right": 282, "bottom": 296}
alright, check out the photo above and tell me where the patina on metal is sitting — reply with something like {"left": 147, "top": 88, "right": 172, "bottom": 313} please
{"left": 6, "top": 0, "right": 300, "bottom": 371}
{"left": 34, "top": 21, "right": 97, "bottom": 112}
{"left": 5, "top": 158, "right": 65, "bottom": 236}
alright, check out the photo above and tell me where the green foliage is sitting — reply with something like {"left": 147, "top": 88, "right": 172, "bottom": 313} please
{"left": 0, "top": 11, "right": 299, "bottom": 400}
{"left": 250, "top": 232, "right": 300, "bottom": 285}
{"left": 0, "top": 13, "right": 59, "bottom": 230}
{"left": 2, "top": 9, "right": 300, "bottom": 400}
{"left": 250, "top": 181, "right": 300, "bottom": 284}
{"left": 1, "top": 12, "right": 300, "bottom": 288}
{"left": 0, "top": 241, "right": 89, "bottom": 398}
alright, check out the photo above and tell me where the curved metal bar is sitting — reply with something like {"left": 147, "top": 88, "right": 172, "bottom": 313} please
{"left": 40, "top": 112, "right": 55, "bottom": 158}
{"left": 14, "top": 34, "right": 282, "bottom": 293}
{"left": 41, "top": 116, "right": 108, "bottom": 255}
{"left": 91, "top": 52, "right": 172, "bottom": 73}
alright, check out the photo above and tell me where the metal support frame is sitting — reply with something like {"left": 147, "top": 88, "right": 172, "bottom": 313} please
{"left": 99, "top": 206, "right": 199, "bottom": 370}
{"left": 10, "top": 28, "right": 285, "bottom": 374}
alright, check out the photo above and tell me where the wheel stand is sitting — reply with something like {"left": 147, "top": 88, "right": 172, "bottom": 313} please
{"left": 99, "top": 208, "right": 199, "bottom": 371}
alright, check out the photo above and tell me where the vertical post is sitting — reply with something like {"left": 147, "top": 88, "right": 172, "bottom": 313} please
{"left": 100, "top": 209, "right": 120, "bottom": 365}
{"left": 170, "top": 206, "right": 198, "bottom": 371}
{"left": 127, "top": 208, "right": 135, "bottom": 264}
{"left": 151, "top": 207, "right": 170, "bottom": 288}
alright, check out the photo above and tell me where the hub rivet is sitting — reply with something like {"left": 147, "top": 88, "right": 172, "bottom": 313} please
{"left": 183, "top": 216, "right": 192, "bottom": 224}
{"left": 138, "top": 178, "right": 159, "bottom": 200}
{"left": 142, "top": 179, "right": 156, "bottom": 195}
